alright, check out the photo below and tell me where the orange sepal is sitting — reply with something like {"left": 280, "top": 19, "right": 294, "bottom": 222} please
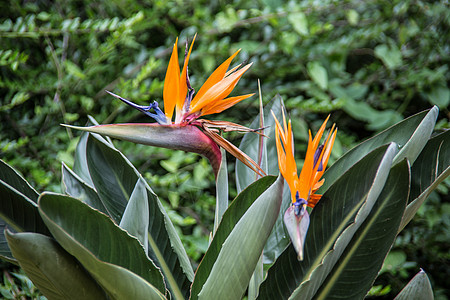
{"left": 163, "top": 38, "right": 180, "bottom": 120}
{"left": 191, "top": 49, "right": 241, "bottom": 107}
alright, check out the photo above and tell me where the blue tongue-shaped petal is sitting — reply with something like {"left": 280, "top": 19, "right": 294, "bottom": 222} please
{"left": 106, "top": 91, "right": 170, "bottom": 125}
{"left": 284, "top": 205, "right": 310, "bottom": 261}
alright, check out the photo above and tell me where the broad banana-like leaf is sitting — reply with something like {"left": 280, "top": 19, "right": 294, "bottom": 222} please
{"left": 0, "top": 179, "right": 50, "bottom": 262}
{"left": 214, "top": 149, "right": 229, "bottom": 233}
{"left": 119, "top": 178, "right": 149, "bottom": 254}
{"left": 322, "top": 107, "right": 438, "bottom": 191}
{"left": 313, "top": 159, "right": 410, "bottom": 300}
{"left": 0, "top": 159, "right": 43, "bottom": 264}
{"left": 0, "top": 159, "right": 39, "bottom": 202}
{"left": 190, "top": 175, "right": 277, "bottom": 299}
{"left": 5, "top": 230, "right": 107, "bottom": 300}
{"left": 72, "top": 116, "right": 113, "bottom": 187}
{"left": 0, "top": 219, "right": 15, "bottom": 263}
{"left": 197, "top": 175, "right": 284, "bottom": 300}
{"left": 394, "top": 269, "right": 434, "bottom": 300}
{"left": 258, "top": 143, "right": 397, "bottom": 299}
{"left": 399, "top": 129, "right": 449, "bottom": 232}
{"left": 38, "top": 192, "right": 167, "bottom": 299}
{"left": 85, "top": 135, "right": 194, "bottom": 299}
{"left": 235, "top": 95, "right": 292, "bottom": 264}
{"left": 236, "top": 95, "right": 284, "bottom": 191}
{"left": 64, "top": 123, "right": 222, "bottom": 176}
{"left": 61, "top": 163, "right": 109, "bottom": 214}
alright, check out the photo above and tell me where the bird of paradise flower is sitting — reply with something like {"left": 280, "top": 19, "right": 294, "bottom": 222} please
{"left": 273, "top": 110, "right": 337, "bottom": 260}
{"left": 65, "top": 35, "right": 264, "bottom": 177}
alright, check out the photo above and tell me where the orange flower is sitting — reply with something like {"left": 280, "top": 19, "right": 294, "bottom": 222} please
{"left": 273, "top": 111, "right": 337, "bottom": 214}
{"left": 83, "top": 36, "right": 263, "bottom": 177}
{"left": 108, "top": 35, "right": 253, "bottom": 126}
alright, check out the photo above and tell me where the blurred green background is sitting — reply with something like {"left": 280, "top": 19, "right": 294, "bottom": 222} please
{"left": 0, "top": 0, "right": 448, "bottom": 298}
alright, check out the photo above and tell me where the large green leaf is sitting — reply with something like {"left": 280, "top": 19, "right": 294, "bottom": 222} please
{"left": 399, "top": 129, "right": 450, "bottom": 232}
{"left": 0, "top": 219, "right": 15, "bottom": 263}
{"left": 198, "top": 175, "right": 284, "bottom": 300}
{"left": 119, "top": 178, "right": 149, "bottom": 254}
{"left": 0, "top": 179, "right": 50, "bottom": 236}
{"left": 5, "top": 230, "right": 106, "bottom": 300}
{"left": 236, "top": 95, "right": 283, "bottom": 191}
{"left": 258, "top": 144, "right": 397, "bottom": 299}
{"left": 313, "top": 160, "right": 410, "bottom": 299}
{"left": 72, "top": 116, "right": 112, "bottom": 187}
{"left": 235, "top": 95, "right": 292, "bottom": 264}
{"left": 61, "top": 163, "right": 109, "bottom": 214}
{"left": 0, "top": 159, "right": 39, "bottom": 202}
{"left": 38, "top": 192, "right": 167, "bottom": 299}
{"left": 322, "top": 107, "right": 438, "bottom": 191}
{"left": 394, "top": 269, "right": 434, "bottom": 300}
{"left": 85, "top": 135, "right": 194, "bottom": 299}
{"left": 190, "top": 175, "right": 277, "bottom": 299}
{"left": 214, "top": 149, "right": 229, "bottom": 233}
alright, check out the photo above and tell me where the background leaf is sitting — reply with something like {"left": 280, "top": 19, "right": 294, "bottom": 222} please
{"left": 6, "top": 230, "right": 106, "bottom": 300}
{"left": 307, "top": 61, "right": 328, "bottom": 90}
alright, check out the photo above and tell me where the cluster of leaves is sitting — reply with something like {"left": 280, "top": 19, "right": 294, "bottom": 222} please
{"left": 0, "top": 0, "right": 448, "bottom": 297}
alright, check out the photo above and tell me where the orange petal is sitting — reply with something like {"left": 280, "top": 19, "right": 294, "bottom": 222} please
{"left": 191, "top": 49, "right": 241, "bottom": 107}
{"left": 307, "top": 194, "right": 322, "bottom": 208}
{"left": 189, "top": 63, "right": 252, "bottom": 114}
{"left": 177, "top": 34, "right": 196, "bottom": 118}
{"left": 200, "top": 93, "right": 253, "bottom": 116}
{"left": 163, "top": 38, "right": 180, "bottom": 120}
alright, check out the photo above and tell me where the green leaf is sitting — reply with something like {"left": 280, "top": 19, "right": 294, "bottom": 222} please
{"left": 258, "top": 144, "right": 397, "bottom": 299}
{"left": 190, "top": 176, "right": 277, "bottom": 299}
{"left": 375, "top": 44, "right": 402, "bottom": 69}
{"left": 399, "top": 129, "right": 450, "bottom": 232}
{"left": 61, "top": 163, "right": 109, "bottom": 214}
{"left": 307, "top": 61, "right": 328, "bottom": 90}
{"left": 119, "top": 178, "right": 149, "bottom": 254}
{"left": 0, "top": 179, "right": 50, "bottom": 235}
{"left": 214, "top": 149, "right": 228, "bottom": 233}
{"left": 38, "top": 192, "right": 167, "bottom": 298}
{"left": 5, "top": 230, "right": 106, "bottom": 300}
{"left": 236, "top": 95, "right": 283, "bottom": 191}
{"left": 425, "top": 83, "right": 450, "bottom": 108}
{"left": 322, "top": 107, "right": 438, "bottom": 192}
{"left": 0, "top": 159, "right": 39, "bottom": 202}
{"left": 235, "top": 95, "right": 291, "bottom": 264}
{"left": 394, "top": 269, "right": 434, "bottom": 300}
{"left": 288, "top": 12, "right": 308, "bottom": 36}
{"left": 72, "top": 116, "right": 112, "bottom": 187}
{"left": 313, "top": 160, "right": 410, "bottom": 299}
{"left": 85, "top": 135, "right": 194, "bottom": 299}
{"left": 198, "top": 175, "right": 284, "bottom": 300}
{"left": 0, "top": 219, "right": 16, "bottom": 263}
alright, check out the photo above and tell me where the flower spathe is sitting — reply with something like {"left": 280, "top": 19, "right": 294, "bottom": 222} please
{"left": 273, "top": 110, "right": 337, "bottom": 259}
